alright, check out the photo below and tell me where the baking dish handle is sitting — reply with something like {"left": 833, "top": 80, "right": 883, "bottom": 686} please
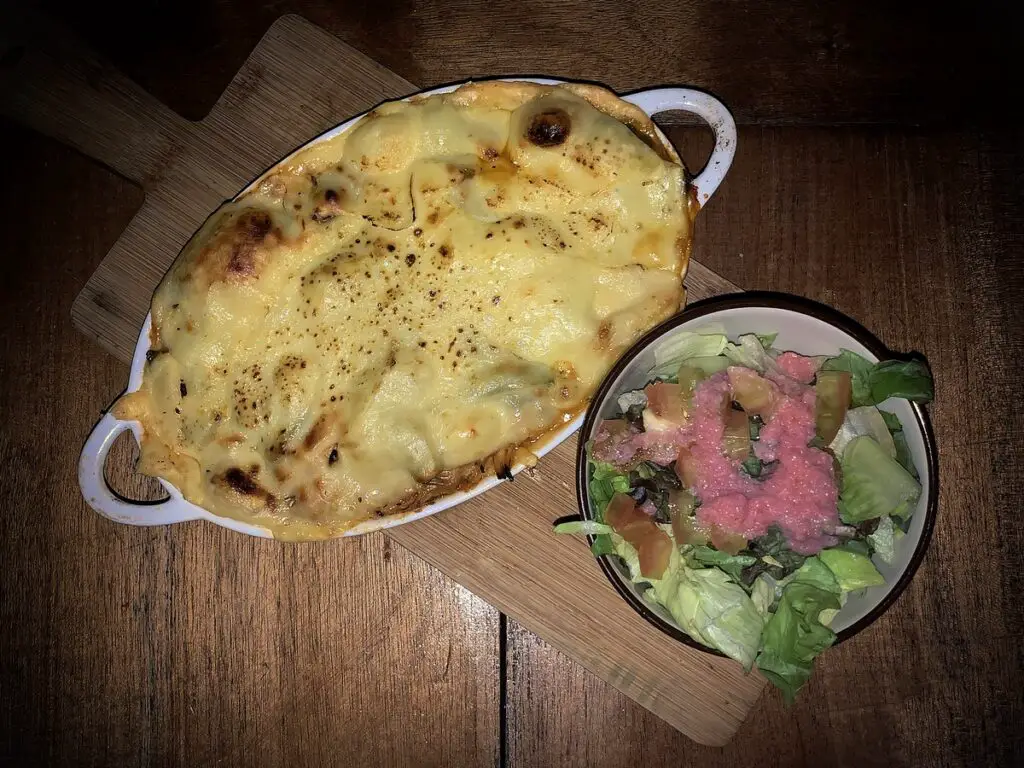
{"left": 78, "top": 412, "right": 202, "bottom": 527}
{"left": 623, "top": 87, "right": 737, "bottom": 207}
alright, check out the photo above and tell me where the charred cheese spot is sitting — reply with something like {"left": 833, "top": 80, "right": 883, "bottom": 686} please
{"left": 527, "top": 109, "right": 571, "bottom": 147}
{"left": 120, "top": 81, "right": 693, "bottom": 541}
{"left": 227, "top": 246, "right": 256, "bottom": 278}
{"left": 245, "top": 211, "right": 273, "bottom": 240}
{"left": 304, "top": 416, "right": 331, "bottom": 450}
{"left": 182, "top": 208, "right": 295, "bottom": 289}
{"left": 215, "top": 466, "right": 275, "bottom": 505}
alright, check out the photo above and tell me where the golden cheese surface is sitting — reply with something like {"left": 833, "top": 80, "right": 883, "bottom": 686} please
{"left": 116, "top": 81, "right": 694, "bottom": 539}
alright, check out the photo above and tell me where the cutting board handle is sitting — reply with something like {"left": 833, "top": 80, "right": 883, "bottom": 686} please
{"left": 0, "top": 8, "right": 190, "bottom": 186}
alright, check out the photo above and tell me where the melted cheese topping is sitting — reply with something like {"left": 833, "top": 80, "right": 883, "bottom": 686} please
{"left": 116, "top": 82, "right": 694, "bottom": 539}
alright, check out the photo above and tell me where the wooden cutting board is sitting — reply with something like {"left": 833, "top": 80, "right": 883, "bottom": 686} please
{"left": 2, "top": 13, "right": 763, "bottom": 746}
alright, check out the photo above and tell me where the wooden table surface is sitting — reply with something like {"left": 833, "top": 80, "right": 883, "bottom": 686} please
{"left": 2, "top": 1, "right": 1022, "bottom": 765}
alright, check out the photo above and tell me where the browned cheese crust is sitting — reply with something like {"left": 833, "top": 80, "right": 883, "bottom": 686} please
{"left": 114, "top": 81, "right": 695, "bottom": 539}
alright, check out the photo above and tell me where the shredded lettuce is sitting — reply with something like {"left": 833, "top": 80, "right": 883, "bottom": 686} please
{"left": 748, "top": 525, "right": 807, "bottom": 576}
{"left": 822, "top": 349, "right": 934, "bottom": 407}
{"left": 588, "top": 458, "right": 631, "bottom": 555}
{"left": 614, "top": 539, "right": 764, "bottom": 669}
{"left": 755, "top": 560, "right": 841, "bottom": 704}
{"left": 756, "top": 332, "right": 778, "bottom": 349}
{"left": 878, "top": 409, "right": 903, "bottom": 432}
{"left": 740, "top": 454, "right": 765, "bottom": 478}
{"left": 829, "top": 405, "right": 897, "bottom": 459}
{"left": 878, "top": 407, "right": 920, "bottom": 477}
{"left": 869, "top": 359, "right": 934, "bottom": 403}
{"left": 790, "top": 556, "right": 840, "bottom": 594}
{"left": 839, "top": 436, "right": 921, "bottom": 523}
{"left": 616, "top": 389, "right": 647, "bottom": 414}
{"left": 684, "top": 355, "right": 732, "bottom": 376}
{"left": 689, "top": 546, "right": 758, "bottom": 582}
{"left": 628, "top": 461, "right": 682, "bottom": 518}
{"left": 553, "top": 520, "right": 613, "bottom": 536}
{"left": 819, "top": 546, "right": 885, "bottom": 591}
{"left": 842, "top": 538, "right": 872, "bottom": 557}
{"left": 817, "top": 608, "right": 840, "bottom": 627}
{"left": 652, "top": 330, "right": 728, "bottom": 373}
{"left": 588, "top": 459, "right": 631, "bottom": 518}
{"left": 590, "top": 535, "right": 617, "bottom": 557}
{"left": 689, "top": 321, "right": 728, "bottom": 336}
{"left": 724, "top": 334, "right": 780, "bottom": 374}
{"left": 750, "top": 574, "right": 776, "bottom": 617}
{"left": 632, "top": 462, "right": 657, "bottom": 480}
{"left": 653, "top": 552, "right": 764, "bottom": 670}
{"left": 611, "top": 533, "right": 654, "bottom": 585}
{"left": 866, "top": 515, "right": 903, "bottom": 565}
{"left": 821, "top": 350, "right": 875, "bottom": 407}
{"left": 892, "top": 430, "right": 919, "bottom": 478}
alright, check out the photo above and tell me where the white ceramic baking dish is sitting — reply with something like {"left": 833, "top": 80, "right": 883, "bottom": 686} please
{"left": 78, "top": 77, "right": 737, "bottom": 538}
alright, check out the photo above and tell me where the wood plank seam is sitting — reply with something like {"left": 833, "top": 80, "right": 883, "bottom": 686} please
{"left": 3, "top": 11, "right": 764, "bottom": 745}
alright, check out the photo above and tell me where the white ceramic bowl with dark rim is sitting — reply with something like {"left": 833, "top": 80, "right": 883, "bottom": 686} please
{"left": 78, "top": 77, "right": 737, "bottom": 538}
{"left": 574, "top": 291, "right": 938, "bottom": 652}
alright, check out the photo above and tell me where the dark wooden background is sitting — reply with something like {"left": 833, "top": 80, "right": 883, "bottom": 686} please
{"left": 2, "top": 1, "right": 1022, "bottom": 765}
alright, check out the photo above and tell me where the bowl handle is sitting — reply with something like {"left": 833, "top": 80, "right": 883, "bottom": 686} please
{"left": 622, "top": 87, "right": 737, "bottom": 207}
{"left": 78, "top": 412, "right": 202, "bottom": 527}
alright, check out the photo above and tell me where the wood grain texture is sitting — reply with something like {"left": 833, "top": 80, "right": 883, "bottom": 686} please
{"left": 506, "top": 126, "right": 1024, "bottom": 767}
{"left": 1, "top": 3, "right": 1022, "bottom": 765}
{"left": 0, "top": 119, "right": 499, "bottom": 768}
{"left": 39, "top": 0, "right": 1023, "bottom": 128}
{"left": 3, "top": 11, "right": 766, "bottom": 749}
{"left": 386, "top": 435, "right": 765, "bottom": 748}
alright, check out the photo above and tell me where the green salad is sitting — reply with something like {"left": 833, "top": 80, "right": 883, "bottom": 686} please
{"left": 557, "top": 330, "right": 933, "bottom": 702}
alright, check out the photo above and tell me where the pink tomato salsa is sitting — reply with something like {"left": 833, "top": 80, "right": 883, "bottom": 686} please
{"left": 593, "top": 355, "right": 839, "bottom": 554}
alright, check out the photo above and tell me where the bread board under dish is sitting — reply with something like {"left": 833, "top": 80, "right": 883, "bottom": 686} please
{"left": 3, "top": 13, "right": 765, "bottom": 745}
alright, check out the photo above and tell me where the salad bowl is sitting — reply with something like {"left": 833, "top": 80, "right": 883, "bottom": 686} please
{"left": 574, "top": 292, "right": 938, "bottom": 677}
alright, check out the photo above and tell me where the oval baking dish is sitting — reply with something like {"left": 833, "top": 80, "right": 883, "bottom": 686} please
{"left": 79, "top": 77, "right": 737, "bottom": 539}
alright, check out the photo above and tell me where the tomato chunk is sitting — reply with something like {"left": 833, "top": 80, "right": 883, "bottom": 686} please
{"left": 676, "top": 365, "right": 708, "bottom": 401}
{"left": 709, "top": 524, "right": 748, "bottom": 555}
{"left": 605, "top": 493, "right": 672, "bottom": 578}
{"left": 635, "top": 528, "right": 673, "bottom": 579}
{"left": 727, "top": 367, "right": 778, "bottom": 417}
{"left": 675, "top": 448, "right": 700, "bottom": 488}
{"left": 669, "top": 489, "right": 706, "bottom": 546}
{"left": 722, "top": 407, "right": 751, "bottom": 460}
{"left": 604, "top": 492, "right": 648, "bottom": 530}
{"left": 815, "top": 370, "right": 852, "bottom": 443}
{"left": 643, "top": 382, "right": 688, "bottom": 430}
